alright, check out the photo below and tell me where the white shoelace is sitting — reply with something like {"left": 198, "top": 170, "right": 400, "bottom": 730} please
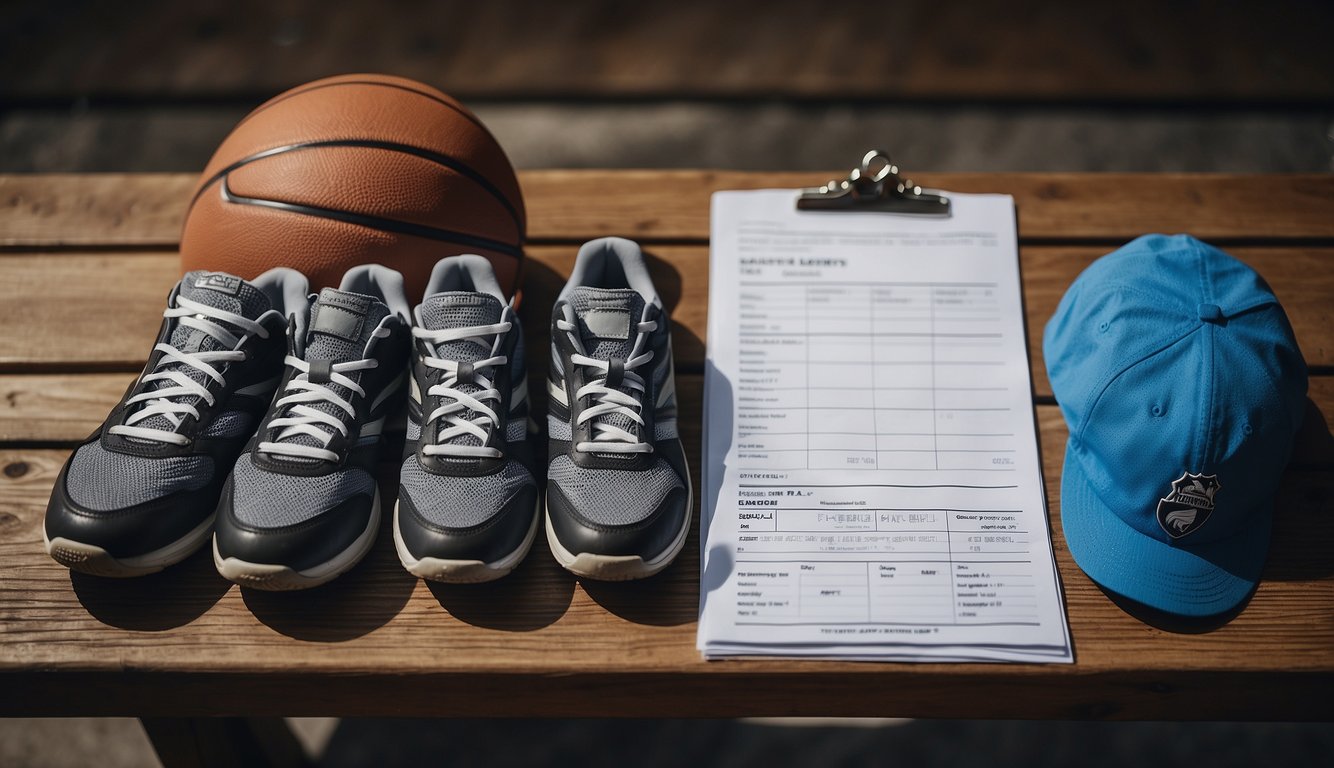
{"left": 107, "top": 295, "right": 270, "bottom": 446}
{"left": 556, "top": 315, "right": 658, "bottom": 454}
{"left": 257, "top": 327, "right": 388, "bottom": 463}
{"left": 413, "top": 320, "right": 512, "bottom": 459}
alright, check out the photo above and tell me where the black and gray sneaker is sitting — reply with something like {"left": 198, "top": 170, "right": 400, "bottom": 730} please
{"left": 545, "top": 237, "right": 692, "bottom": 580}
{"left": 44, "top": 269, "right": 308, "bottom": 577}
{"left": 393, "top": 256, "right": 540, "bottom": 583}
{"left": 213, "top": 266, "right": 412, "bottom": 590}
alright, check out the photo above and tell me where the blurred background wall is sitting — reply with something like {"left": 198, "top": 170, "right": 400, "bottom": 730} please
{"left": 2, "top": 0, "right": 1332, "bottom": 173}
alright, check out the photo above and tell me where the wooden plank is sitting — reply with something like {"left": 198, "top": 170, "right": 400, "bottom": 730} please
{"left": 2, "top": 247, "right": 1330, "bottom": 398}
{"left": 3, "top": 1, "right": 1332, "bottom": 103}
{"left": 1, "top": 382, "right": 1331, "bottom": 719}
{"left": 5, "top": 173, "right": 1334, "bottom": 248}
{"left": 0, "top": 373, "right": 133, "bottom": 443}
{"left": 7, "top": 369, "right": 1332, "bottom": 457}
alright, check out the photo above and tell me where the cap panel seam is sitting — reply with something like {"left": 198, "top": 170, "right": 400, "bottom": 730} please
{"left": 1199, "top": 322, "right": 1216, "bottom": 471}
{"left": 1071, "top": 320, "right": 1202, "bottom": 447}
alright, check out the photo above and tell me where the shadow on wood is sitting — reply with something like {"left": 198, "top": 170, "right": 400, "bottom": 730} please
{"left": 70, "top": 545, "right": 231, "bottom": 631}
{"left": 426, "top": 548, "right": 577, "bottom": 632}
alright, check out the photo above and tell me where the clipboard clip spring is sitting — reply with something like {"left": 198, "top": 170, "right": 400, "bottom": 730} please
{"left": 798, "top": 150, "right": 951, "bottom": 217}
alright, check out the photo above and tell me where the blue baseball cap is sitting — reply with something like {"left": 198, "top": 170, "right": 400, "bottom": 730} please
{"left": 1044, "top": 234, "right": 1307, "bottom": 617}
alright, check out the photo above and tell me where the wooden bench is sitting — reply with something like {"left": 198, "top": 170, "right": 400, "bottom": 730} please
{"left": 1, "top": 174, "right": 1332, "bottom": 747}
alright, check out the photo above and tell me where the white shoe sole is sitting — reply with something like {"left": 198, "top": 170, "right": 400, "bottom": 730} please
{"left": 213, "top": 490, "right": 381, "bottom": 591}
{"left": 545, "top": 471, "right": 693, "bottom": 582}
{"left": 393, "top": 496, "right": 541, "bottom": 584}
{"left": 44, "top": 513, "right": 216, "bottom": 578}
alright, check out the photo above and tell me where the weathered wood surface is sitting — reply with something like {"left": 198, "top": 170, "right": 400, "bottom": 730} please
{"left": 2, "top": 245, "right": 1330, "bottom": 397}
{"left": 0, "top": 172, "right": 1331, "bottom": 720}
{"left": 4, "top": 1, "right": 1332, "bottom": 103}
{"left": 6, "top": 173, "right": 1334, "bottom": 248}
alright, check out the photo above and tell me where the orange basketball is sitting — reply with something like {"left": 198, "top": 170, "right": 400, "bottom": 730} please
{"left": 180, "top": 74, "right": 526, "bottom": 298}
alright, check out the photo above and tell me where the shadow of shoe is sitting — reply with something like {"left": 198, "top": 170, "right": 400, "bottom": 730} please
{"left": 427, "top": 544, "right": 576, "bottom": 631}
{"left": 71, "top": 544, "right": 232, "bottom": 631}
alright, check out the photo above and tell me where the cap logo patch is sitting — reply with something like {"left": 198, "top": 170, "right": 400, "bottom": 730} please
{"left": 1157, "top": 472, "right": 1220, "bottom": 539}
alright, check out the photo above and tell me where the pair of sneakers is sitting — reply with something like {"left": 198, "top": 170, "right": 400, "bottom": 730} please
{"left": 394, "top": 238, "right": 692, "bottom": 584}
{"left": 43, "top": 263, "right": 411, "bottom": 589}
{"left": 44, "top": 238, "right": 690, "bottom": 589}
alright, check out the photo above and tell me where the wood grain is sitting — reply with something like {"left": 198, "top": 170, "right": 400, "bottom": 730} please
{"left": 5, "top": 173, "right": 1334, "bottom": 248}
{"left": 0, "top": 373, "right": 135, "bottom": 443}
{"left": 1, "top": 391, "right": 1331, "bottom": 719}
{"left": 1, "top": 170, "right": 1331, "bottom": 720}
{"left": 2, "top": 246, "right": 1329, "bottom": 398}
{"left": 4, "top": 1, "right": 1332, "bottom": 103}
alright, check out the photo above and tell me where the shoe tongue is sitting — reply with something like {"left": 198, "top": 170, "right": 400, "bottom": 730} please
{"left": 266, "top": 288, "right": 391, "bottom": 461}
{"left": 566, "top": 287, "right": 649, "bottom": 452}
{"left": 419, "top": 292, "right": 505, "bottom": 454}
{"left": 420, "top": 291, "right": 504, "bottom": 364}
{"left": 567, "top": 287, "right": 645, "bottom": 361}
{"left": 305, "top": 288, "right": 390, "bottom": 363}
{"left": 132, "top": 272, "right": 272, "bottom": 435}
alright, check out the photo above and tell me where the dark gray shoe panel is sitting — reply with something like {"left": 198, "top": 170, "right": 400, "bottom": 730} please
{"left": 213, "top": 478, "right": 376, "bottom": 572}
{"left": 63, "top": 440, "right": 214, "bottom": 512}
{"left": 396, "top": 482, "right": 539, "bottom": 564}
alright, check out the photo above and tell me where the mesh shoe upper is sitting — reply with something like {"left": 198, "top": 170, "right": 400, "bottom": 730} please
{"left": 547, "top": 454, "right": 681, "bottom": 527}
{"left": 230, "top": 454, "right": 375, "bottom": 528}
{"left": 65, "top": 445, "right": 213, "bottom": 512}
{"left": 399, "top": 456, "right": 533, "bottom": 530}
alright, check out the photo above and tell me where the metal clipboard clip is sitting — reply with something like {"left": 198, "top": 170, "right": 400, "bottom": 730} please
{"left": 797, "top": 150, "right": 951, "bottom": 217}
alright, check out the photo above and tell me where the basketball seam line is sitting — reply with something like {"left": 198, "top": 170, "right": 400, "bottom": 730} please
{"left": 218, "top": 175, "right": 524, "bottom": 258}
{"left": 186, "top": 139, "right": 525, "bottom": 237}
{"left": 227, "top": 78, "right": 490, "bottom": 137}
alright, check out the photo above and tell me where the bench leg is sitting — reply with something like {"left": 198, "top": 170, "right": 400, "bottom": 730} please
{"left": 140, "top": 717, "right": 311, "bottom": 768}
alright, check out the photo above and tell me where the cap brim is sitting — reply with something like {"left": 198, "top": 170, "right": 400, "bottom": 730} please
{"left": 1060, "top": 440, "right": 1270, "bottom": 618}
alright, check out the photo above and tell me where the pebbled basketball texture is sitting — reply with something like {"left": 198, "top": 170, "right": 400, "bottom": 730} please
{"left": 180, "top": 74, "right": 526, "bottom": 298}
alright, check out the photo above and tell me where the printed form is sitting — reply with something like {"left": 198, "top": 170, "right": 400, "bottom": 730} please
{"left": 697, "top": 190, "right": 1072, "bottom": 662}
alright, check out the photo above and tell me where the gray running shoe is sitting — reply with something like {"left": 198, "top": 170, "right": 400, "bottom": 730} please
{"left": 393, "top": 255, "right": 540, "bottom": 583}
{"left": 545, "top": 238, "right": 692, "bottom": 580}
{"left": 44, "top": 269, "right": 307, "bottom": 577}
{"left": 213, "top": 266, "right": 412, "bottom": 591}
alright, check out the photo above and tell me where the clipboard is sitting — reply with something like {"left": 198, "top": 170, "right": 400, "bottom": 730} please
{"left": 797, "top": 149, "right": 951, "bottom": 217}
{"left": 697, "top": 159, "right": 1072, "bottom": 662}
